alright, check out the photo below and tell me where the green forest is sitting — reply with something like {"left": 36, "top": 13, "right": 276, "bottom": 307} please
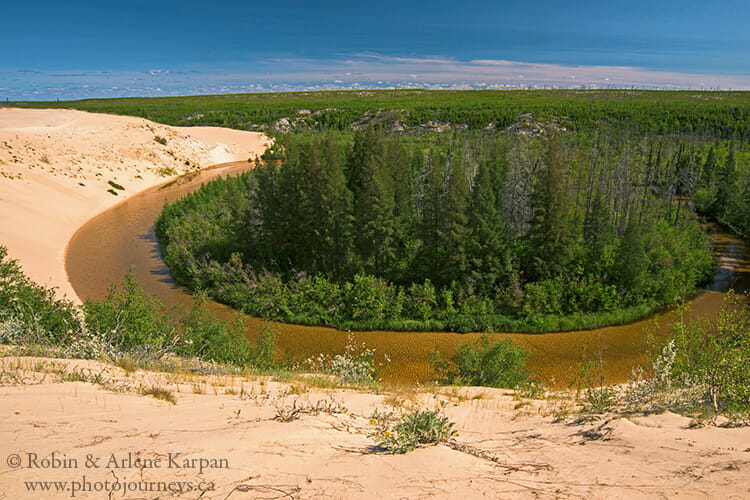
{"left": 152, "top": 108, "right": 750, "bottom": 332}
{"left": 12, "top": 89, "right": 750, "bottom": 138}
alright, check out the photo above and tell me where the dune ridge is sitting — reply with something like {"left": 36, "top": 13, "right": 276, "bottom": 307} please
{"left": 0, "top": 108, "right": 271, "bottom": 300}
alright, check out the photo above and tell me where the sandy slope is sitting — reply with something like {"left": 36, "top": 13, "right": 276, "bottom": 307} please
{"left": 0, "top": 356, "right": 748, "bottom": 499}
{"left": 0, "top": 108, "right": 271, "bottom": 301}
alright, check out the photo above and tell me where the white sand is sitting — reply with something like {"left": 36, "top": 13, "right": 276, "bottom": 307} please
{"left": 0, "top": 356, "right": 748, "bottom": 499}
{"left": 0, "top": 108, "right": 271, "bottom": 301}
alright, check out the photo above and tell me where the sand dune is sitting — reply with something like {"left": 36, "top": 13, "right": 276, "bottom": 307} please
{"left": 1, "top": 356, "right": 748, "bottom": 499}
{"left": 0, "top": 108, "right": 271, "bottom": 301}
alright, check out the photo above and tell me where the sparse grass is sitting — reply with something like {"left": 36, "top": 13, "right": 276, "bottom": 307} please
{"left": 107, "top": 180, "right": 125, "bottom": 190}
{"left": 153, "top": 135, "right": 167, "bottom": 145}
{"left": 141, "top": 386, "right": 177, "bottom": 405}
{"left": 115, "top": 356, "right": 139, "bottom": 375}
{"left": 107, "top": 188, "right": 118, "bottom": 196}
{"left": 273, "top": 395, "right": 348, "bottom": 422}
{"left": 158, "top": 166, "right": 176, "bottom": 176}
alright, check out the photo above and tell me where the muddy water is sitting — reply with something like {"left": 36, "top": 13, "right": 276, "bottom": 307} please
{"left": 66, "top": 163, "right": 750, "bottom": 388}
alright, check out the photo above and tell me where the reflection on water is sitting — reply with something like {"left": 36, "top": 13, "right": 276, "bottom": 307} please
{"left": 66, "top": 163, "right": 750, "bottom": 388}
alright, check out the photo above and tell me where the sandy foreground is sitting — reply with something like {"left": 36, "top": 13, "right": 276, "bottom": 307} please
{"left": 0, "top": 356, "right": 749, "bottom": 499}
{"left": 1, "top": 108, "right": 750, "bottom": 499}
{"left": 0, "top": 108, "right": 271, "bottom": 301}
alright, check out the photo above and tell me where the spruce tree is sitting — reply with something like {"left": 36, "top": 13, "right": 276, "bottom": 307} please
{"left": 317, "top": 135, "right": 353, "bottom": 278}
{"left": 467, "top": 159, "right": 511, "bottom": 295}
{"left": 583, "top": 190, "right": 612, "bottom": 273}
{"left": 441, "top": 154, "right": 469, "bottom": 285}
{"left": 414, "top": 152, "right": 447, "bottom": 285}
{"left": 527, "top": 136, "right": 572, "bottom": 281}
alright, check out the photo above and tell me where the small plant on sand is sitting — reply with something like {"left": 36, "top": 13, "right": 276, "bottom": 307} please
{"left": 371, "top": 408, "right": 457, "bottom": 454}
{"left": 304, "top": 333, "right": 388, "bottom": 384}
{"left": 158, "top": 166, "right": 176, "bottom": 176}
{"left": 107, "top": 180, "right": 125, "bottom": 191}
{"left": 142, "top": 386, "right": 177, "bottom": 405}
{"left": 274, "top": 399, "right": 303, "bottom": 422}
{"left": 153, "top": 135, "right": 167, "bottom": 145}
{"left": 571, "top": 345, "right": 616, "bottom": 414}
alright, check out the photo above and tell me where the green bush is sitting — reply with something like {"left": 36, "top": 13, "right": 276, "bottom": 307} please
{"left": 0, "top": 245, "right": 81, "bottom": 345}
{"left": 432, "top": 334, "right": 530, "bottom": 388}
{"left": 180, "top": 293, "right": 280, "bottom": 369}
{"left": 82, "top": 270, "right": 178, "bottom": 352}
{"left": 669, "top": 294, "right": 750, "bottom": 415}
{"left": 373, "top": 409, "right": 457, "bottom": 454}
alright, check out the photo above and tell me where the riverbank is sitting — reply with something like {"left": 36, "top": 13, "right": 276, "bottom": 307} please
{"left": 0, "top": 108, "right": 271, "bottom": 301}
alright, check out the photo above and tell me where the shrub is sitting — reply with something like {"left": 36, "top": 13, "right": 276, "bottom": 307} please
{"left": 669, "top": 293, "right": 750, "bottom": 414}
{"left": 305, "top": 333, "right": 388, "bottom": 384}
{"left": 82, "top": 270, "right": 179, "bottom": 353}
{"left": 372, "top": 409, "right": 457, "bottom": 454}
{"left": 0, "top": 245, "right": 81, "bottom": 345}
{"left": 432, "top": 334, "right": 530, "bottom": 388}
{"left": 180, "top": 293, "right": 280, "bottom": 370}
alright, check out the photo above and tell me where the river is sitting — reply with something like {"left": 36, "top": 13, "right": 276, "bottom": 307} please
{"left": 65, "top": 161, "right": 750, "bottom": 388}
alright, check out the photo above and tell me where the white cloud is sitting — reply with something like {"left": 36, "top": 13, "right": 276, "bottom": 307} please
{"left": 2, "top": 54, "right": 750, "bottom": 101}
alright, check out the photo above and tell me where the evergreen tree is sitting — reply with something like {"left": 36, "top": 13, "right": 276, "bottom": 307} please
{"left": 317, "top": 135, "right": 354, "bottom": 278}
{"left": 305, "top": 135, "right": 354, "bottom": 277}
{"left": 440, "top": 154, "right": 469, "bottom": 284}
{"left": 466, "top": 159, "right": 511, "bottom": 294}
{"left": 713, "top": 145, "right": 736, "bottom": 216}
{"left": 701, "top": 146, "right": 717, "bottom": 186}
{"left": 527, "top": 136, "right": 573, "bottom": 280}
{"left": 414, "top": 152, "right": 447, "bottom": 285}
{"left": 352, "top": 145, "right": 396, "bottom": 275}
{"left": 385, "top": 138, "right": 414, "bottom": 280}
{"left": 583, "top": 190, "right": 612, "bottom": 272}
{"left": 616, "top": 216, "right": 648, "bottom": 296}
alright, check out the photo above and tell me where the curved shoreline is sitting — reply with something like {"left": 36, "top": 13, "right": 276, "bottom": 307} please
{"left": 0, "top": 108, "right": 271, "bottom": 301}
{"left": 65, "top": 162, "right": 750, "bottom": 387}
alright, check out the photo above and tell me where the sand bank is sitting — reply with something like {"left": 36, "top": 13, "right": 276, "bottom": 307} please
{"left": 1, "top": 356, "right": 748, "bottom": 499}
{"left": 0, "top": 108, "right": 271, "bottom": 301}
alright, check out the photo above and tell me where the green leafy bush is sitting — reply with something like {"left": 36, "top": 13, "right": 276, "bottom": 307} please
{"left": 372, "top": 409, "right": 457, "bottom": 454}
{"left": 82, "top": 270, "right": 178, "bottom": 352}
{"left": 180, "top": 293, "right": 280, "bottom": 369}
{"left": 432, "top": 334, "right": 530, "bottom": 388}
{"left": 669, "top": 293, "right": 750, "bottom": 415}
{"left": 0, "top": 245, "right": 81, "bottom": 345}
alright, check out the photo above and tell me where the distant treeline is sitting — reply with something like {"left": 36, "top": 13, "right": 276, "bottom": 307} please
{"left": 155, "top": 127, "right": 722, "bottom": 332}
{"left": 12, "top": 89, "right": 750, "bottom": 138}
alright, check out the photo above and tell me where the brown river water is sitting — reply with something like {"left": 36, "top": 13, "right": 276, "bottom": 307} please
{"left": 66, "top": 162, "right": 750, "bottom": 388}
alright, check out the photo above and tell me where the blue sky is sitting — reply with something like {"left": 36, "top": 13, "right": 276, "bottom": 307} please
{"left": 3, "top": 0, "right": 750, "bottom": 100}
